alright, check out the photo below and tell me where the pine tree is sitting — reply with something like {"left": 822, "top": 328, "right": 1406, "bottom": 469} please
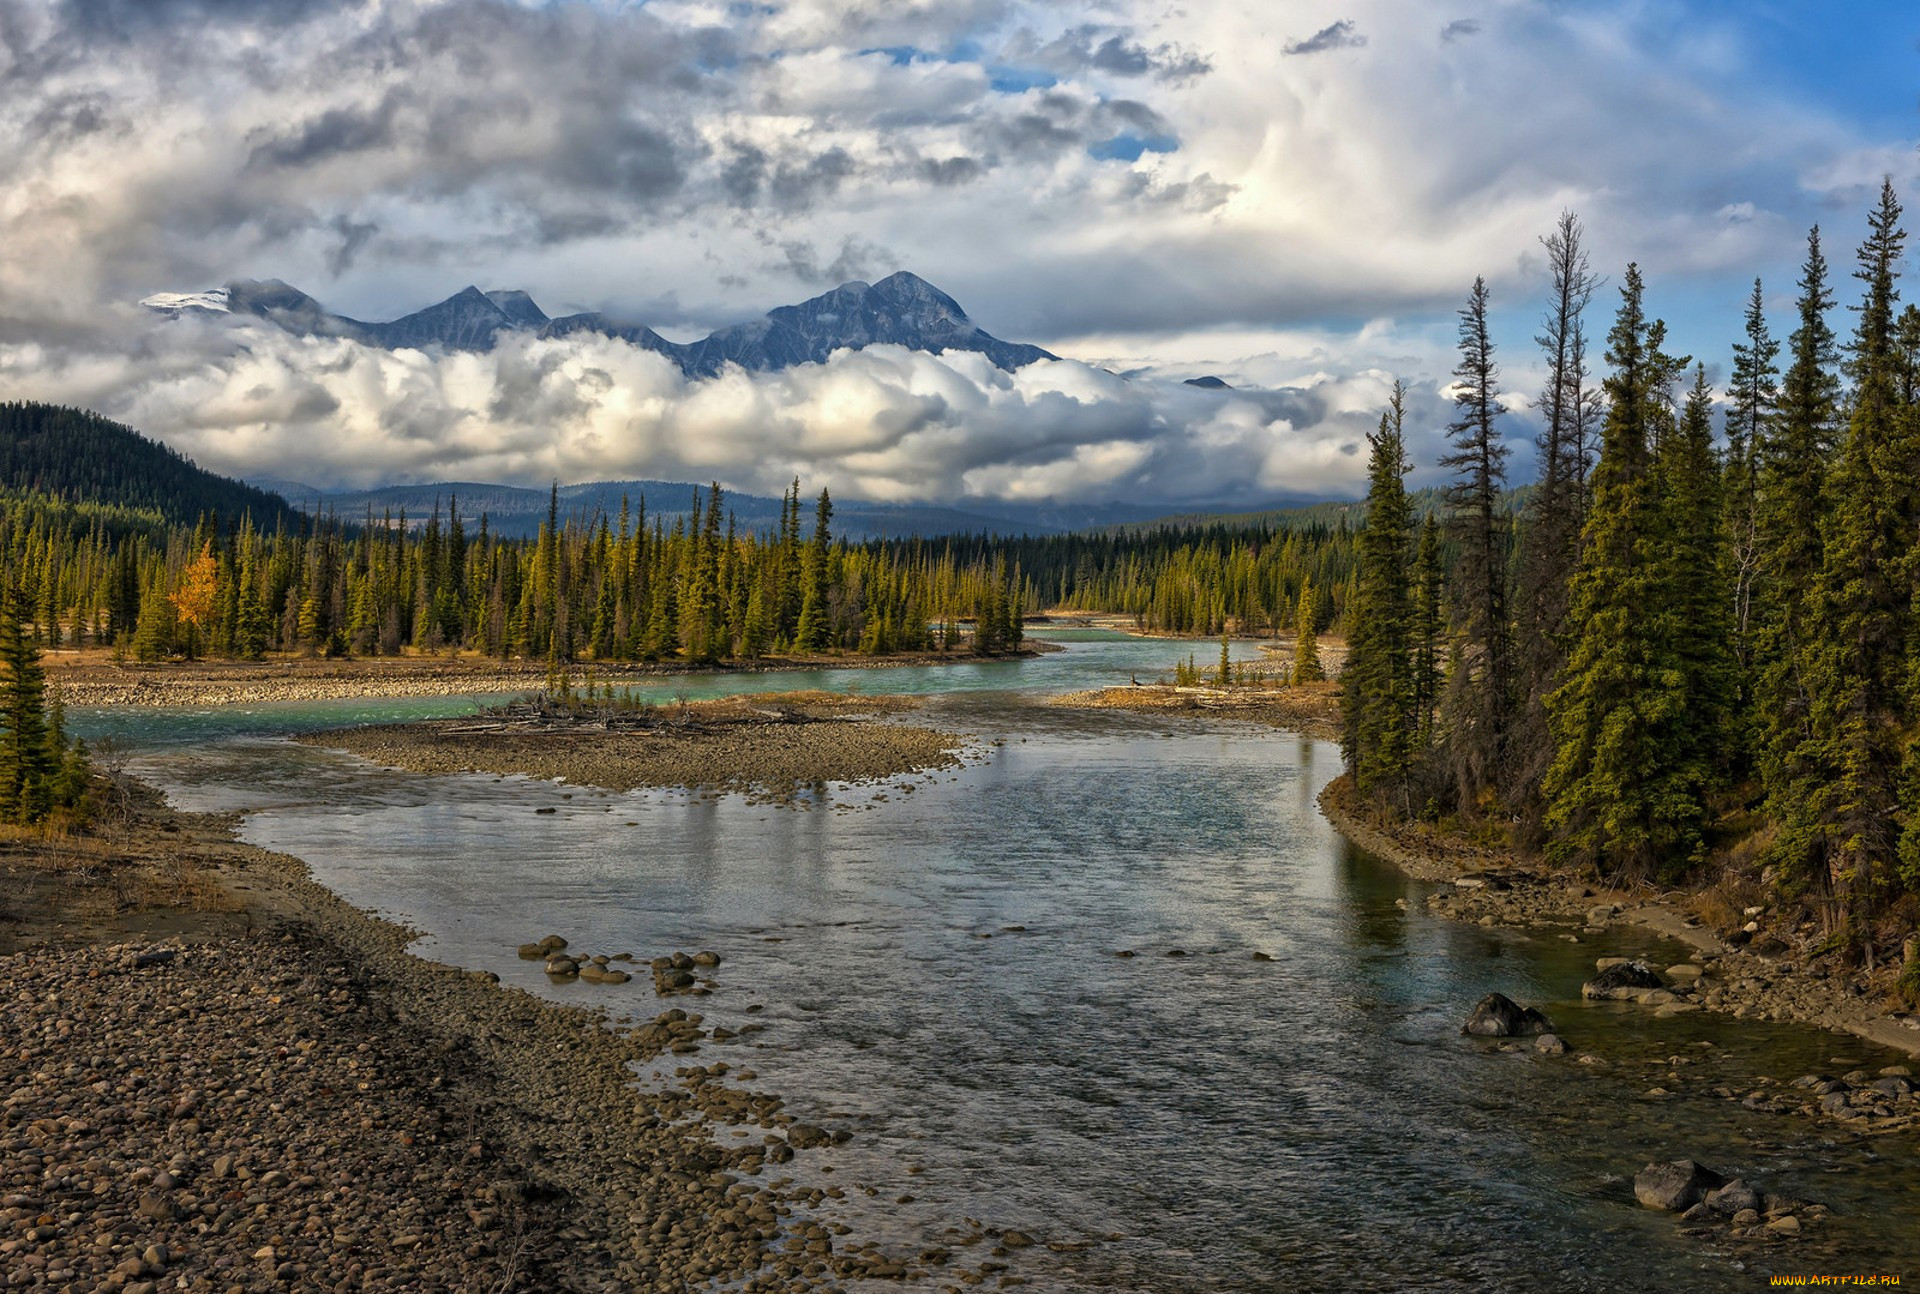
{"left": 1411, "top": 513, "right": 1444, "bottom": 748}
{"left": 1544, "top": 264, "right": 1702, "bottom": 881}
{"left": 1440, "top": 275, "right": 1514, "bottom": 807}
{"left": 1512, "top": 212, "right": 1602, "bottom": 832}
{"left": 1341, "top": 382, "right": 1417, "bottom": 804}
{"left": 0, "top": 587, "right": 57, "bottom": 823}
{"left": 1660, "top": 366, "right": 1738, "bottom": 801}
{"left": 1724, "top": 278, "right": 1779, "bottom": 706}
{"left": 1293, "top": 577, "right": 1324, "bottom": 683}
{"left": 1754, "top": 227, "right": 1842, "bottom": 892}
{"left": 1793, "top": 180, "right": 1915, "bottom": 942}
{"left": 794, "top": 489, "right": 834, "bottom": 651}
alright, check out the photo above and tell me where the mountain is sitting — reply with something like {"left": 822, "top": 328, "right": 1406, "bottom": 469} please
{"left": 145, "top": 272, "right": 1058, "bottom": 376}
{"left": 258, "top": 478, "right": 1058, "bottom": 541}
{"left": 0, "top": 401, "right": 304, "bottom": 531}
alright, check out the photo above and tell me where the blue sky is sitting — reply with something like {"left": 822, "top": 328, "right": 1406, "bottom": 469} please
{"left": 0, "top": 0, "right": 1916, "bottom": 502}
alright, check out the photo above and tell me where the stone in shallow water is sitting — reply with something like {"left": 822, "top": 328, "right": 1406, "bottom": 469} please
{"left": 1583, "top": 960, "right": 1666, "bottom": 1001}
{"left": 1633, "top": 1159, "right": 1726, "bottom": 1211}
{"left": 1462, "top": 992, "right": 1553, "bottom": 1038}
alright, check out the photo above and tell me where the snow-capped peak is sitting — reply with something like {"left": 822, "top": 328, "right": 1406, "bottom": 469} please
{"left": 141, "top": 288, "right": 231, "bottom": 313}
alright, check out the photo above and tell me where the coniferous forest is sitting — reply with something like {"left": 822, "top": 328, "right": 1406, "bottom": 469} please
{"left": 0, "top": 403, "right": 1363, "bottom": 668}
{"left": 1342, "top": 191, "right": 1920, "bottom": 974}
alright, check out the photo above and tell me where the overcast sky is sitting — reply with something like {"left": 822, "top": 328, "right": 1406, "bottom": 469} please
{"left": 1, "top": 0, "right": 1916, "bottom": 505}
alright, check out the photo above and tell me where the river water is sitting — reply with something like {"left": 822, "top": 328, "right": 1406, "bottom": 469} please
{"left": 72, "top": 632, "right": 1920, "bottom": 1290}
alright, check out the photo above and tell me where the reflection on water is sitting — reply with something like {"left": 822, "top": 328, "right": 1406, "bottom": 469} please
{"left": 83, "top": 634, "right": 1920, "bottom": 1290}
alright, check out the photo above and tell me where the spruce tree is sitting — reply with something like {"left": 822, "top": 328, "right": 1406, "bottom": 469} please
{"left": 1543, "top": 264, "right": 1702, "bottom": 881}
{"left": 1754, "top": 227, "right": 1842, "bottom": 892}
{"left": 1440, "top": 275, "right": 1514, "bottom": 807}
{"left": 1340, "top": 382, "right": 1417, "bottom": 804}
{"left": 1724, "top": 278, "right": 1778, "bottom": 704}
{"left": 0, "top": 588, "right": 56, "bottom": 823}
{"left": 794, "top": 489, "right": 834, "bottom": 651}
{"left": 1410, "top": 513, "right": 1444, "bottom": 749}
{"left": 1793, "top": 180, "right": 1915, "bottom": 940}
{"left": 1660, "top": 366, "right": 1738, "bottom": 799}
{"left": 1293, "top": 578, "right": 1324, "bottom": 683}
{"left": 1512, "top": 211, "right": 1601, "bottom": 834}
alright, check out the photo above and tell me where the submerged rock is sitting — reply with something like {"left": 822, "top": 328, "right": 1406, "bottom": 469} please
{"left": 1583, "top": 960, "right": 1667, "bottom": 1001}
{"left": 1462, "top": 992, "right": 1554, "bottom": 1037}
{"left": 1634, "top": 1159, "right": 1726, "bottom": 1211}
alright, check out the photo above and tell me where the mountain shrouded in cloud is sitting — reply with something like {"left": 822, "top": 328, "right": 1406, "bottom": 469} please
{"left": 1, "top": 1, "right": 1915, "bottom": 504}
{"left": 146, "top": 271, "right": 1060, "bottom": 376}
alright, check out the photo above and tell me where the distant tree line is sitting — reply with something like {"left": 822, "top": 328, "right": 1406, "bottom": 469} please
{"left": 0, "top": 480, "right": 1045, "bottom": 664}
{"left": 1342, "top": 193, "right": 1920, "bottom": 969}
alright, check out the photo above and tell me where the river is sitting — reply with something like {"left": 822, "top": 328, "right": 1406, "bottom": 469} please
{"left": 71, "top": 631, "right": 1920, "bottom": 1290}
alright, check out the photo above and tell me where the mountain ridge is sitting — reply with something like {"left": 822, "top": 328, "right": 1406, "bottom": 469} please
{"left": 144, "top": 272, "right": 1058, "bottom": 377}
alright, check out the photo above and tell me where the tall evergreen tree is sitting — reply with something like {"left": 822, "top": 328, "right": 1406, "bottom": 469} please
{"left": 1293, "top": 577, "right": 1324, "bottom": 683}
{"left": 1660, "top": 366, "right": 1738, "bottom": 799}
{"left": 1410, "top": 513, "right": 1444, "bottom": 749}
{"left": 1754, "top": 227, "right": 1842, "bottom": 893}
{"left": 1543, "top": 264, "right": 1702, "bottom": 881}
{"left": 1440, "top": 275, "right": 1514, "bottom": 807}
{"left": 794, "top": 488, "right": 834, "bottom": 651}
{"left": 1513, "top": 211, "right": 1602, "bottom": 834}
{"left": 1723, "top": 278, "right": 1779, "bottom": 731}
{"left": 1341, "top": 383, "right": 1417, "bottom": 805}
{"left": 0, "top": 587, "right": 57, "bottom": 823}
{"left": 1792, "top": 180, "right": 1915, "bottom": 943}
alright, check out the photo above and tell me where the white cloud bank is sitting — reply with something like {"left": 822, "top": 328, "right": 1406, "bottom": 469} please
{"left": 0, "top": 315, "right": 1439, "bottom": 504}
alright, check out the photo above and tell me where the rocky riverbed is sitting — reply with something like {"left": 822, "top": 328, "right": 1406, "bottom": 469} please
{"left": 0, "top": 784, "right": 1029, "bottom": 1291}
{"left": 296, "top": 692, "right": 975, "bottom": 801}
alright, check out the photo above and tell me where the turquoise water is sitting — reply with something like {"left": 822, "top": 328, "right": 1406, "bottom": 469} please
{"left": 79, "top": 633, "right": 1920, "bottom": 1290}
{"left": 68, "top": 629, "right": 1260, "bottom": 750}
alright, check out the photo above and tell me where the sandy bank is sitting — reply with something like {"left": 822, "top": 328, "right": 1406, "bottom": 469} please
{"left": 1317, "top": 774, "right": 1920, "bottom": 1084}
{"left": 296, "top": 692, "right": 973, "bottom": 799}
{"left": 0, "top": 785, "right": 1028, "bottom": 1291}
{"left": 1047, "top": 680, "right": 1342, "bottom": 742}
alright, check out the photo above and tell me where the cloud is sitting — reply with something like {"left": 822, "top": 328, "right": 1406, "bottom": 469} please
{"left": 0, "top": 0, "right": 1910, "bottom": 505}
{"left": 1284, "top": 20, "right": 1366, "bottom": 56}
{"left": 1026, "top": 24, "right": 1211, "bottom": 81}
{"left": 0, "top": 316, "right": 1404, "bottom": 504}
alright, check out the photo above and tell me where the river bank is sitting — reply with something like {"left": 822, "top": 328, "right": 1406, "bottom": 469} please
{"left": 1046, "top": 680, "right": 1342, "bottom": 742}
{"left": 1318, "top": 774, "right": 1920, "bottom": 1124}
{"left": 295, "top": 691, "right": 974, "bottom": 802}
{"left": 0, "top": 784, "right": 1025, "bottom": 1291}
{"left": 42, "top": 646, "right": 1053, "bottom": 709}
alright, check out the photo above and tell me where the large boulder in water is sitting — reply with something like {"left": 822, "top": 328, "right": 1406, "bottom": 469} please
{"left": 1583, "top": 960, "right": 1667, "bottom": 1001}
{"left": 1462, "top": 992, "right": 1554, "bottom": 1037}
{"left": 1633, "top": 1159, "right": 1726, "bottom": 1211}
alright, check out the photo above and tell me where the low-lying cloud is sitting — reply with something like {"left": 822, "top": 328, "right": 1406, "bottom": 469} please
{"left": 0, "top": 315, "right": 1436, "bottom": 505}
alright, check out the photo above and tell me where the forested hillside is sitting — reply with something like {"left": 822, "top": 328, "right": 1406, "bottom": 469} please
{"left": 1341, "top": 197, "right": 1920, "bottom": 979}
{"left": 0, "top": 403, "right": 303, "bottom": 534}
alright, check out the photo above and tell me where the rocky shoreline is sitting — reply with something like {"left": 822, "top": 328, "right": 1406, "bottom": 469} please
{"left": 295, "top": 692, "right": 975, "bottom": 801}
{"left": 0, "top": 785, "right": 1030, "bottom": 1291}
{"left": 1318, "top": 774, "right": 1920, "bottom": 1081}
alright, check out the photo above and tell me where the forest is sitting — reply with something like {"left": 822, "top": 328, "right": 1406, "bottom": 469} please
{"left": 0, "top": 401, "right": 1366, "bottom": 665}
{"left": 1341, "top": 195, "right": 1920, "bottom": 976}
